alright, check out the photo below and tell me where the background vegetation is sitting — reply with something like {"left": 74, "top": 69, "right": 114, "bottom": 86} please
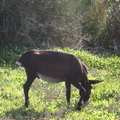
{"left": 0, "top": 0, "right": 120, "bottom": 55}
{"left": 0, "top": 44, "right": 120, "bottom": 119}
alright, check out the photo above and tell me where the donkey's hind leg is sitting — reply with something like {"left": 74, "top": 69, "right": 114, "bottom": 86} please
{"left": 23, "top": 70, "right": 36, "bottom": 107}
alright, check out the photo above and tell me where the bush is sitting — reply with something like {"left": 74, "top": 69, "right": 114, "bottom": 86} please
{"left": 0, "top": 0, "right": 83, "bottom": 48}
{"left": 0, "top": 0, "right": 119, "bottom": 55}
{"left": 82, "top": 0, "right": 120, "bottom": 55}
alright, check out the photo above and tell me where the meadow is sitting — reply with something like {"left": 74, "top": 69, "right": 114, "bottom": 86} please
{"left": 0, "top": 44, "right": 120, "bottom": 120}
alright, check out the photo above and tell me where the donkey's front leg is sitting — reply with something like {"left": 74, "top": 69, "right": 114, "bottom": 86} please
{"left": 76, "top": 88, "right": 87, "bottom": 110}
{"left": 71, "top": 80, "right": 86, "bottom": 110}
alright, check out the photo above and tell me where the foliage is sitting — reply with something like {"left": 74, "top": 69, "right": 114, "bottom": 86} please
{"left": 82, "top": 0, "right": 120, "bottom": 54}
{"left": 0, "top": 44, "right": 120, "bottom": 119}
{"left": 0, "top": 0, "right": 120, "bottom": 55}
{"left": 0, "top": 0, "right": 83, "bottom": 48}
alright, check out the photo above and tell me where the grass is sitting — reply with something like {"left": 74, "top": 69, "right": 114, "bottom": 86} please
{"left": 0, "top": 44, "right": 120, "bottom": 120}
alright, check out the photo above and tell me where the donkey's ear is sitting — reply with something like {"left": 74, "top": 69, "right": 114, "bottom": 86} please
{"left": 89, "top": 80, "right": 103, "bottom": 84}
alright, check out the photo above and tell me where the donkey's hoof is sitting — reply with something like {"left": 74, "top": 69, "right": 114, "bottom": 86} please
{"left": 25, "top": 101, "right": 30, "bottom": 108}
{"left": 84, "top": 100, "right": 90, "bottom": 105}
{"left": 67, "top": 105, "right": 70, "bottom": 109}
{"left": 76, "top": 106, "right": 81, "bottom": 110}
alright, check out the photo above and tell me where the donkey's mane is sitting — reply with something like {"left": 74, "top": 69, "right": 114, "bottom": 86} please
{"left": 82, "top": 62, "right": 88, "bottom": 74}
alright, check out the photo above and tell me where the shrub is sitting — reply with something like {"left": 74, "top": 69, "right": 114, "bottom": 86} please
{"left": 0, "top": 0, "right": 83, "bottom": 48}
{"left": 82, "top": 0, "right": 120, "bottom": 55}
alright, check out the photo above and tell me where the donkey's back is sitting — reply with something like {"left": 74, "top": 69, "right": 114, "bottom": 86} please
{"left": 17, "top": 50, "right": 87, "bottom": 82}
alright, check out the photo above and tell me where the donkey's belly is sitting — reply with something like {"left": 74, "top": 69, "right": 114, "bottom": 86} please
{"left": 37, "top": 72, "right": 64, "bottom": 83}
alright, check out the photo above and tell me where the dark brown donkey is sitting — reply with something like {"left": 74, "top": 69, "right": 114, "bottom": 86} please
{"left": 16, "top": 50, "right": 103, "bottom": 110}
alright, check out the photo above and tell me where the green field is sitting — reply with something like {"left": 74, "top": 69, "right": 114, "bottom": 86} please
{"left": 0, "top": 45, "right": 120, "bottom": 120}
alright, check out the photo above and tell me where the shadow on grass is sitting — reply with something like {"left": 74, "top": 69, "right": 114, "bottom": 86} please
{"left": 4, "top": 107, "right": 48, "bottom": 119}
{"left": 3, "top": 105, "right": 83, "bottom": 119}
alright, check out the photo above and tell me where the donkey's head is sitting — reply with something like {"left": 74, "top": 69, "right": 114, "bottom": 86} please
{"left": 83, "top": 80, "right": 103, "bottom": 104}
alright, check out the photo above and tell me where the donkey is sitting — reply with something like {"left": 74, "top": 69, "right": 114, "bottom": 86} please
{"left": 16, "top": 50, "right": 103, "bottom": 110}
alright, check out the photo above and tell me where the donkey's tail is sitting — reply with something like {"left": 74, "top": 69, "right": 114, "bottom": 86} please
{"left": 16, "top": 56, "right": 23, "bottom": 66}
{"left": 16, "top": 61, "right": 22, "bottom": 66}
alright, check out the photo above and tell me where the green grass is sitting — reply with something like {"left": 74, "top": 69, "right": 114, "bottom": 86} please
{"left": 0, "top": 44, "right": 120, "bottom": 120}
